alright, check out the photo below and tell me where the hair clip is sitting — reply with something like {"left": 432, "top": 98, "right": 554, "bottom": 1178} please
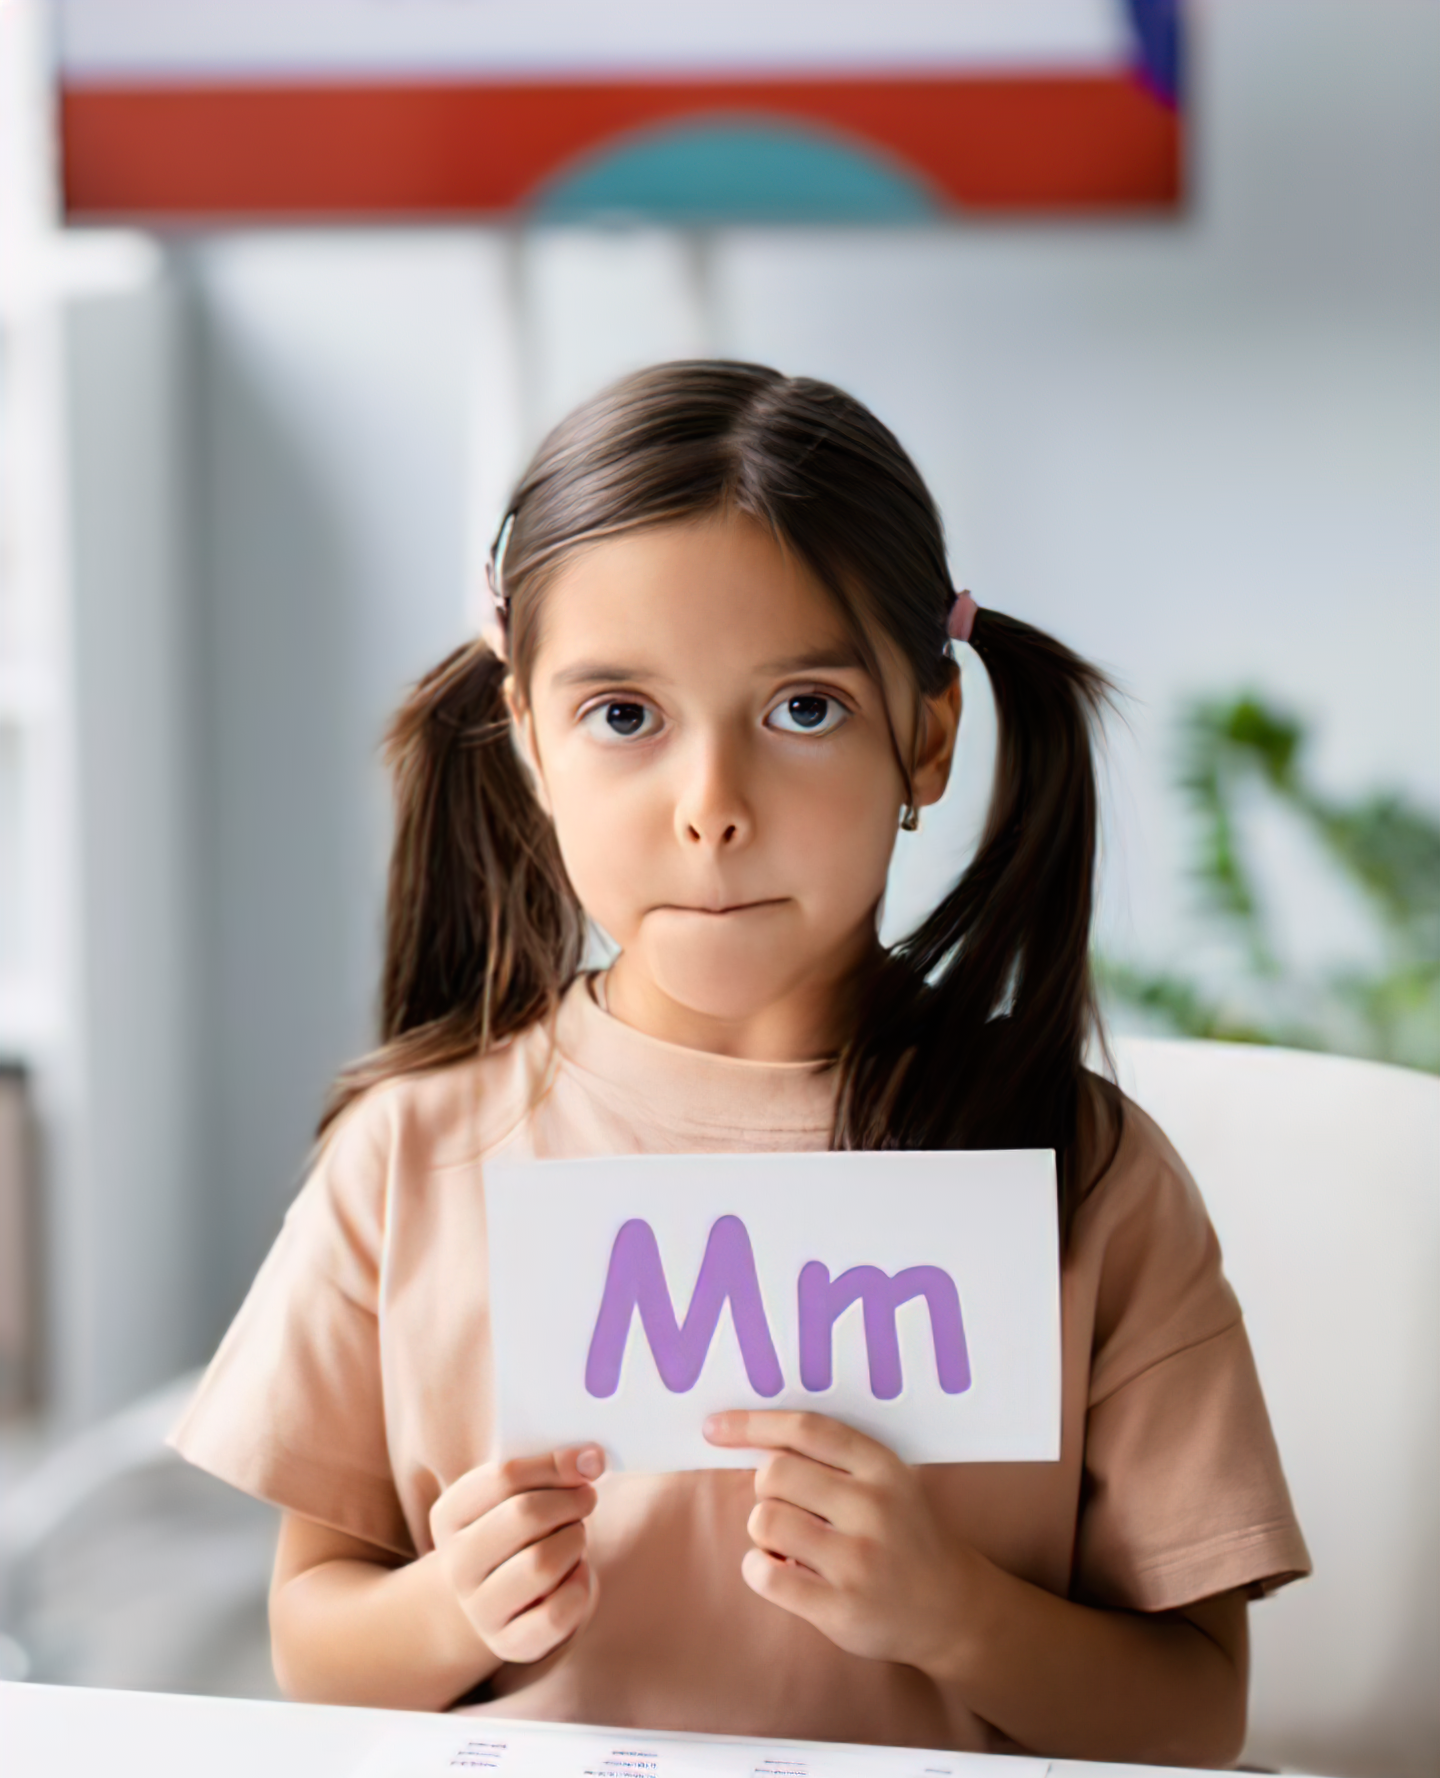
{"left": 486, "top": 510, "right": 517, "bottom": 619}
{"left": 947, "top": 589, "right": 979, "bottom": 645}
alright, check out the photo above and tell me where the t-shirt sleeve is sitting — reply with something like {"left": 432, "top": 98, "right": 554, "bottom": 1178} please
{"left": 168, "top": 1092, "right": 415, "bottom": 1558}
{"left": 1070, "top": 1104, "right": 1312, "bottom": 1613}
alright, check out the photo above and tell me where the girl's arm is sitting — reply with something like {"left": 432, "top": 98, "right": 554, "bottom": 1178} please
{"left": 705, "top": 1411, "right": 1248, "bottom": 1768}
{"left": 269, "top": 1446, "right": 606, "bottom": 1711}
{"left": 270, "top": 1515, "right": 497, "bottom": 1710}
{"left": 922, "top": 1564, "right": 1247, "bottom": 1765}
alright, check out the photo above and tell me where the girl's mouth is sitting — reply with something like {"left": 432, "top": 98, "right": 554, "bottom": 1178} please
{"left": 658, "top": 899, "right": 788, "bottom": 917}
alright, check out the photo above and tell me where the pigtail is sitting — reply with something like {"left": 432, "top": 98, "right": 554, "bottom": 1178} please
{"left": 319, "top": 640, "right": 584, "bottom": 1135}
{"left": 837, "top": 609, "right": 1123, "bottom": 1236}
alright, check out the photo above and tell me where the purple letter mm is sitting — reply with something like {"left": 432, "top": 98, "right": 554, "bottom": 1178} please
{"left": 584, "top": 1215, "right": 784, "bottom": 1399}
{"left": 798, "top": 1262, "right": 971, "bottom": 1401}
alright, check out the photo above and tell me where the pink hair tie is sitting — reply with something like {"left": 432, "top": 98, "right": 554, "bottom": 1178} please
{"left": 947, "top": 590, "right": 979, "bottom": 644}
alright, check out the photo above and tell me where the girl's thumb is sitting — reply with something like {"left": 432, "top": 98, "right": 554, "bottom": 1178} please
{"left": 561, "top": 1444, "right": 606, "bottom": 1483}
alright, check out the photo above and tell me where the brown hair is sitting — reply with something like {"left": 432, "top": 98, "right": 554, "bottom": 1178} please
{"left": 323, "top": 362, "right": 1122, "bottom": 1233}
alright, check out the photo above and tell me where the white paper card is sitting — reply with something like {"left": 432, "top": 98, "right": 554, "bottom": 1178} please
{"left": 486, "top": 1150, "right": 1059, "bottom": 1471}
{"left": 353, "top": 1713, "right": 1049, "bottom": 1778}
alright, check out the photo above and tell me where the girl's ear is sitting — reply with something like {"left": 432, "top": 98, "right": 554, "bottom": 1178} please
{"left": 912, "top": 659, "right": 963, "bottom": 811}
{"left": 503, "top": 679, "right": 554, "bottom": 818}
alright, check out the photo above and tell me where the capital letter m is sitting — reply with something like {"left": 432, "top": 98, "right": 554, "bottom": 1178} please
{"left": 585, "top": 1215, "right": 784, "bottom": 1399}
{"left": 799, "top": 1262, "right": 971, "bottom": 1401}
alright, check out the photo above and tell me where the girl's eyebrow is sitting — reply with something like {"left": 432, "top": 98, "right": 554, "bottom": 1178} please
{"left": 551, "top": 660, "right": 671, "bottom": 689}
{"left": 551, "top": 648, "right": 864, "bottom": 690}
{"left": 760, "top": 647, "right": 868, "bottom": 674}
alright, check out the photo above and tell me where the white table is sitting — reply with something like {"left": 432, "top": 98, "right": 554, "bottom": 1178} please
{"left": 0, "top": 1681, "right": 1269, "bottom": 1778}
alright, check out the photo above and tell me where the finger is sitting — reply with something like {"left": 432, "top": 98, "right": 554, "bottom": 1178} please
{"left": 480, "top": 1521, "right": 589, "bottom": 1628}
{"left": 740, "top": 1545, "right": 834, "bottom": 1628}
{"left": 753, "top": 1450, "right": 860, "bottom": 1530}
{"left": 704, "top": 1411, "right": 892, "bottom": 1480}
{"left": 555, "top": 1444, "right": 607, "bottom": 1484}
{"left": 747, "top": 1499, "right": 839, "bottom": 1578}
{"left": 432, "top": 1445, "right": 605, "bottom": 1540}
{"left": 495, "top": 1557, "right": 597, "bottom": 1664}
{"left": 446, "top": 1485, "right": 597, "bottom": 1592}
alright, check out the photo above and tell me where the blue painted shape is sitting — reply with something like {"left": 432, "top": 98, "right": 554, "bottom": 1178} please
{"left": 1126, "top": 0, "right": 1184, "bottom": 108}
{"left": 532, "top": 121, "right": 938, "bottom": 225}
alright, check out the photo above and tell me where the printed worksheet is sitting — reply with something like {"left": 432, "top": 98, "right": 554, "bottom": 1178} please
{"left": 353, "top": 1715, "right": 1049, "bottom": 1778}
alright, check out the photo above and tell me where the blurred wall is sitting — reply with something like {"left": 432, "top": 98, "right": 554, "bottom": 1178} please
{"left": 167, "top": 0, "right": 1438, "bottom": 1345}
{"left": 714, "top": 0, "right": 1440, "bottom": 981}
{"left": 177, "top": 236, "right": 509, "bottom": 1328}
{"left": 44, "top": 250, "right": 204, "bottom": 1422}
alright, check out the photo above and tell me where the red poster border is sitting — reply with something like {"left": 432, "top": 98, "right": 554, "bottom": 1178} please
{"left": 61, "top": 74, "right": 1181, "bottom": 220}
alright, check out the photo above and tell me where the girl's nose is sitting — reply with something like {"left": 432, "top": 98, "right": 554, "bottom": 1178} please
{"left": 674, "top": 738, "right": 755, "bottom": 851}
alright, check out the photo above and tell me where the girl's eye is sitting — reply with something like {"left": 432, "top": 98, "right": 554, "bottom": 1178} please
{"left": 767, "top": 694, "right": 847, "bottom": 737}
{"left": 583, "top": 700, "right": 659, "bottom": 741}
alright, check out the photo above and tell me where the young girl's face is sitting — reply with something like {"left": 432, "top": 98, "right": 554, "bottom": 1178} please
{"left": 513, "top": 511, "right": 959, "bottom": 1055}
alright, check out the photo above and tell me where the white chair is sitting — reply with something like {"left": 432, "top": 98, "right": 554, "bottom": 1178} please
{"left": 1111, "top": 1038, "right": 1440, "bottom": 1778}
{"left": 0, "top": 1371, "right": 278, "bottom": 1696}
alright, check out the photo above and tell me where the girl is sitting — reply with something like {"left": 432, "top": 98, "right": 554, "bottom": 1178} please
{"left": 173, "top": 362, "right": 1309, "bottom": 1765}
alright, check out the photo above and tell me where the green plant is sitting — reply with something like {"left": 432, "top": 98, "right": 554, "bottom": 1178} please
{"left": 1100, "top": 693, "right": 1440, "bottom": 1072}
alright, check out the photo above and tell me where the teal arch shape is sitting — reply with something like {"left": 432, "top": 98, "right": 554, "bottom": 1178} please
{"left": 531, "top": 120, "right": 939, "bottom": 225}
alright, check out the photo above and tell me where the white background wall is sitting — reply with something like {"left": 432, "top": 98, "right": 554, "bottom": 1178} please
{"left": 33, "top": 0, "right": 1438, "bottom": 1378}
{"left": 181, "top": 236, "right": 505, "bottom": 1332}
{"left": 715, "top": 0, "right": 1440, "bottom": 980}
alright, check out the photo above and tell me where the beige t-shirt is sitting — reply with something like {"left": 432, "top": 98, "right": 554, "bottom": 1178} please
{"left": 172, "top": 978, "right": 1310, "bottom": 1751}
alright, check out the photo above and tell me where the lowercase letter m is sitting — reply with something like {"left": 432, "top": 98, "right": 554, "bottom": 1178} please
{"left": 585, "top": 1215, "right": 785, "bottom": 1399}
{"left": 798, "top": 1262, "right": 971, "bottom": 1401}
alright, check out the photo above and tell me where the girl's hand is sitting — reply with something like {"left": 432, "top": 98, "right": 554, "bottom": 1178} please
{"left": 429, "top": 1445, "right": 605, "bottom": 1665}
{"left": 704, "top": 1410, "right": 978, "bottom": 1675}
